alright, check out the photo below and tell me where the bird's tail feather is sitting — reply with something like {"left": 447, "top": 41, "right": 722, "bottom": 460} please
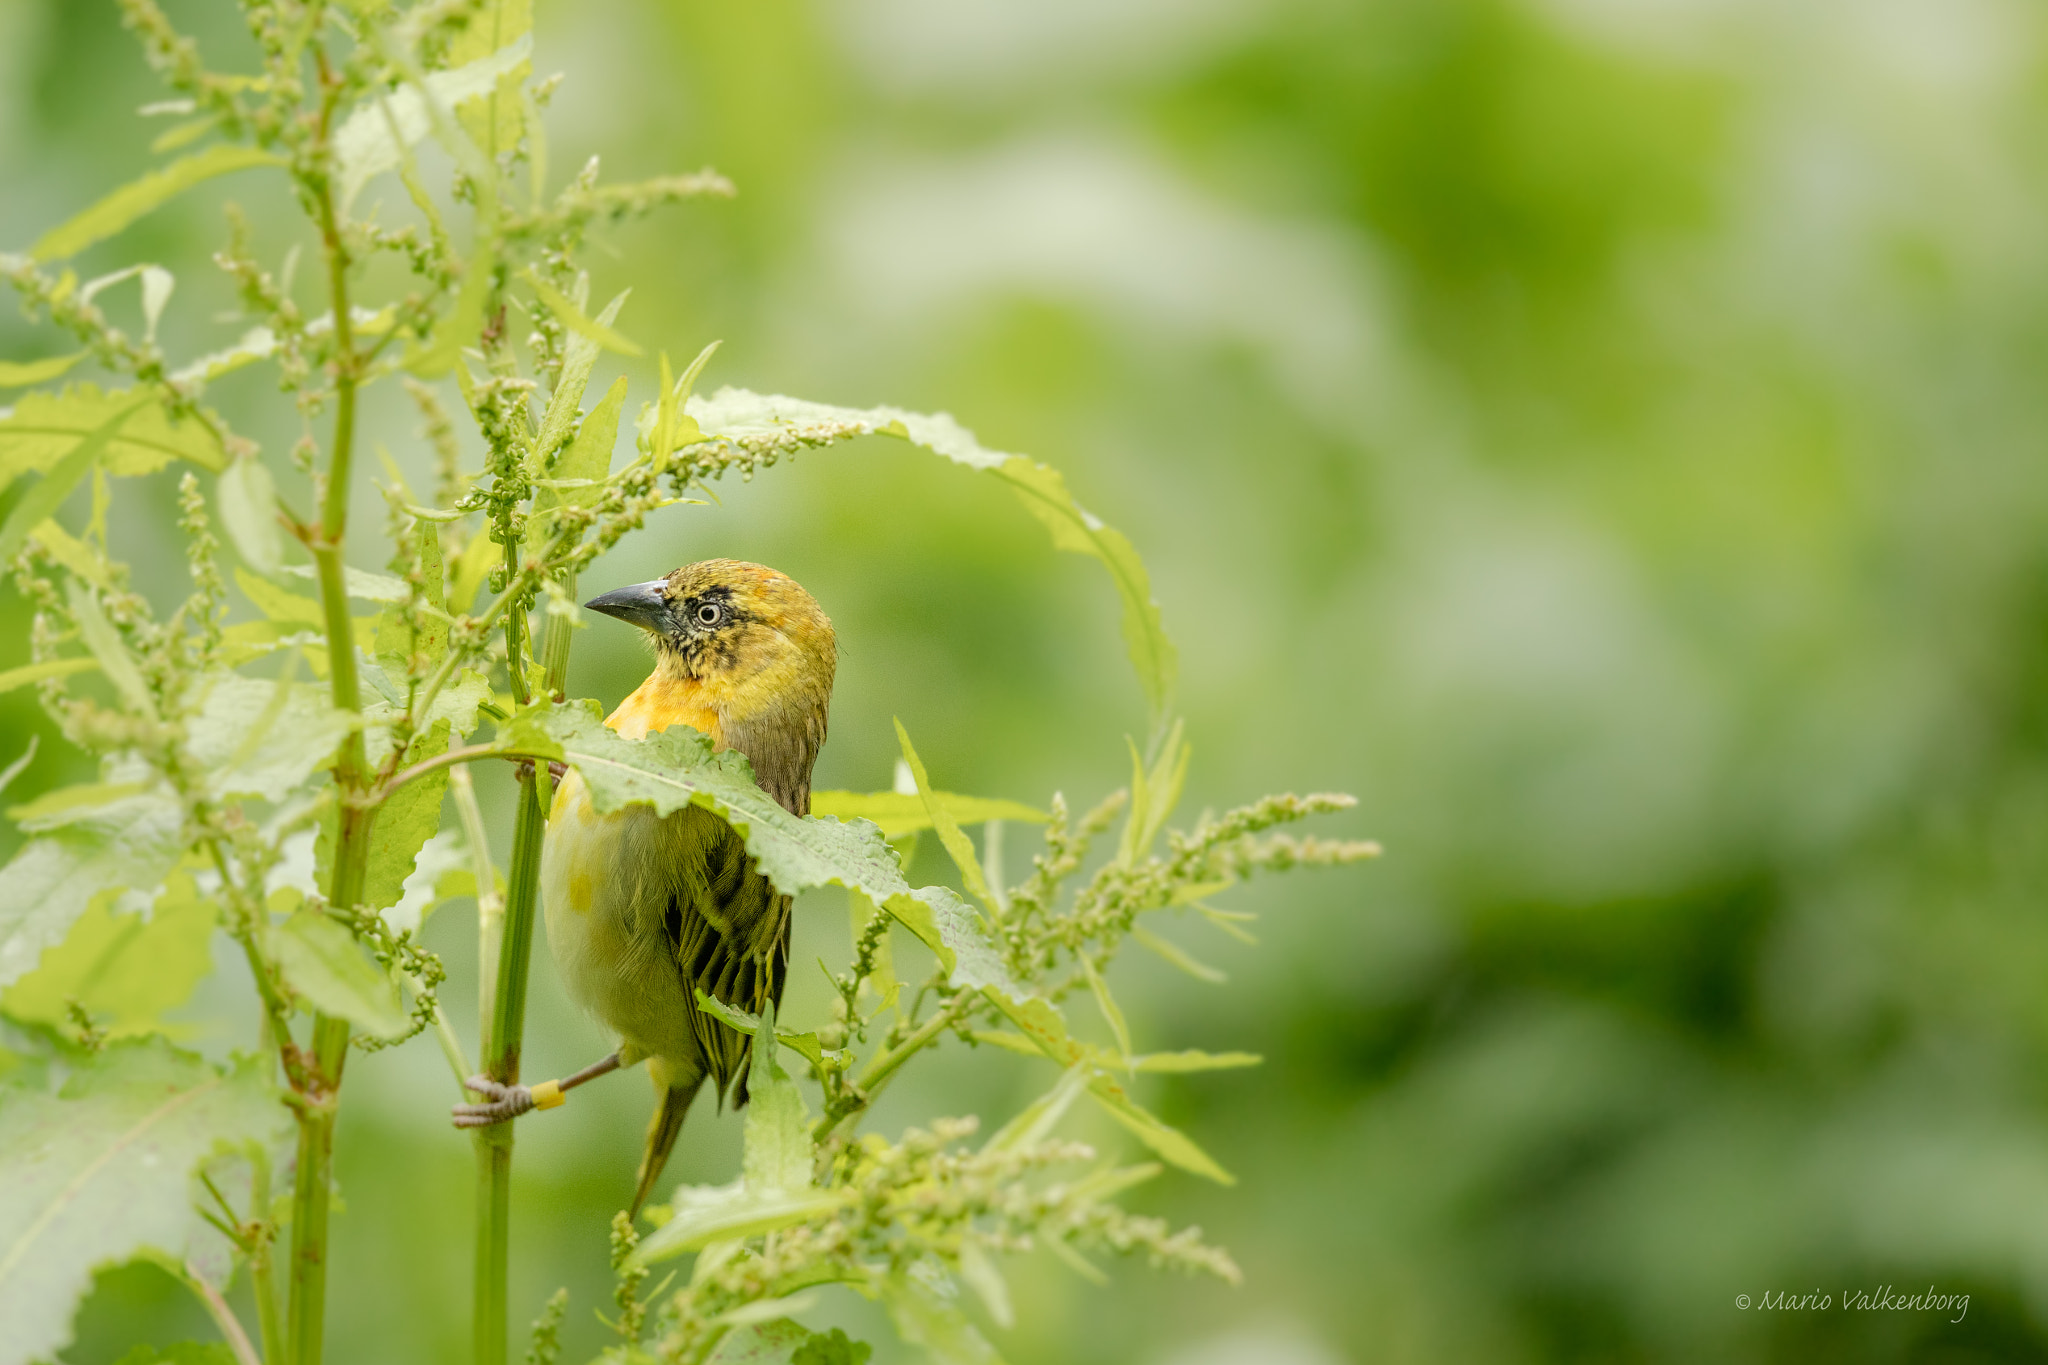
{"left": 631, "top": 1078, "right": 703, "bottom": 1218}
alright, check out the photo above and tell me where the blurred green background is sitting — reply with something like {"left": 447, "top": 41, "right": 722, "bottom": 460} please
{"left": 7, "top": 0, "right": 2048, "bottom": 1361}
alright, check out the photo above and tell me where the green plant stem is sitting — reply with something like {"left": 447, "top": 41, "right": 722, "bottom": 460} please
{"left": 474, "top": 577, "right": 575, "bottom": 1365}
{"left": 288, "top": 71, "right": 375, "bottom": 1365}
{"left": 475, "top": 772, "right": 547, "bottom": 1365}
{"left": 249, "top": 1147, "right": 285, "bottom": 1365}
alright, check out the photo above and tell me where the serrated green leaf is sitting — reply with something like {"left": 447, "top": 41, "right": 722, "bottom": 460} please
{"left": 537, "top": 373, "right": 626, "bottom": 512}
{"left": 520, "top": 701, "right": 1021, "bottom": 994}
{"left": 0, "top": 384, "right": 225, "bottom": 490}
{"left": 0, "top": 397, "right": 149, "bottom": 565}
{"left": 449, "top": 0, "right": 532, "bottom": 160}
{"left": 181, "top": 671, "right": 353, "bottom": 803}
{"left": 271, "top": 908, "right": 408, "bottom": 1039}
{"left": 30, "top": 144, "right": 282, "bottom": 261}
{"left": 0, "top": 780, "right": 183, "bottom": 988}
{"left": 215, "top": 455, "right": 281, "bottom": 575}
{"left": 0, "top": 354, "right": 84, "bottom": 388}
{"left": 363, "top": 719, "right": 450, "bottom": 910}
{"left": 66, "top": 580, "right": 154, "bottom": 717}
{"left": 0, "top": 1039, "right": 288, "bottom": 1365}
{"left": 741, "top": 999, "right": 811, "bottom": 1193}
{"left": 334, "top": 35, "right": 533, "bottom": 210}
{"left": 894, "top": 720, "right": 995, "bottom": 913}
{"left": 0, "top": 872, "right": 215, "bottom": 1035}
{"left": 0, "top": 658, "right": 96, "bottom": 695}
{"left": 687, "top": 388, "right": 1176, "bottom": 716}
{"left": 809, "top": 790, "right": 1045, "bottom": 841}
{"left": 385, "top": 830, "right": 474, "bottom": 937}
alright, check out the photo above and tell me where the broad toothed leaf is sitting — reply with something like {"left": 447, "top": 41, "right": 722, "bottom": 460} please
{"left": 0, "top": 1039, "right": 289, "bottom": 1365}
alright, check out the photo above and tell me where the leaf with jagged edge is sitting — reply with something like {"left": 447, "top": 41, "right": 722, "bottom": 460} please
{"left": 0, "top": 384, "right": 224, "bottom": 494}
{"left": 511, "top": 701, "right": 1021, "bottom": 995}
{"left": 333, "top": 34, "right": 532, "bottom": 210}
{"left": 740, "top": 1000, "right": 811, "bottom": 1193}
{"left": 685, "top": 388, "right": 1176, "bottom": 717}
{"left": 362, "top": 719, "right": 450, "bottom": 911}
{"left": 271, "top": 907, "right": 408, "bottom": 1039}
{"left": 0, "top": 873, "right": 215, "bottom": 1036}
{"left": 0, "top": 396, "right": 150, "bottom": 567}
{"left": 809, "top": 790, "right": 1045, "bottom": 841}
{"left": 0, "top": 775, "right": 184, "bottom": 989}
{"left": 29, "top": 144, "right": 282, "bottom": 261}
{"left": 0, "top": 1038, "right": 290, "bottom": 1365}
{"left": 446, "top": 0, "right": 532, "bottom": 163}
{"left": 181, "top": 671, "right": 354, "bottom": 804}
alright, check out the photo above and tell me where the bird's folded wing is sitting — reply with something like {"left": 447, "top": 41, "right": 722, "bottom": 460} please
{"left": 667, "top": 817, "right": 792, "bottom": 1105}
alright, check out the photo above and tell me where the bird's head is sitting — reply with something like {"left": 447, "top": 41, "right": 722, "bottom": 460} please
{"left": 584, "top": 558, "right": 836, "bottom": 702}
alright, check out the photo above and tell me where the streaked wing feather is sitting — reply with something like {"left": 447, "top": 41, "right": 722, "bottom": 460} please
{"left": 667, "top": 818, "right": 792, "bottom": 1106}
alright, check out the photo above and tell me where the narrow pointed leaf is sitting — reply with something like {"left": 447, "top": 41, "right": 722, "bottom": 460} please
{"left": 31, "top": 144, "right": 282, "bottom": 261}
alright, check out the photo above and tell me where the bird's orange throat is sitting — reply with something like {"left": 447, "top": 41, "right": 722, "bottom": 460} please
{"left": 606, "top": 665, "right": 724, "bottom": 745}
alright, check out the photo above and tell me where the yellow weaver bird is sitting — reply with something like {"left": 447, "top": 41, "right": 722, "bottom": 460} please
{"left": 453, "top": 559, "right": 835, "bottom": 1216}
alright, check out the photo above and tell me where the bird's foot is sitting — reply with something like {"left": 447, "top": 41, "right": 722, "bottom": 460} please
{"left": 515, "top": 759, "right": 569, "bottom": 784}
{"left": 452, "top": 1074, "right": 535, "bottom": 1128}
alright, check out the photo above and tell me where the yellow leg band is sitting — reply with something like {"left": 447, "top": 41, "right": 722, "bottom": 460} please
{"left": 530, "top": 1079, "right": 566, "bottom": 1110}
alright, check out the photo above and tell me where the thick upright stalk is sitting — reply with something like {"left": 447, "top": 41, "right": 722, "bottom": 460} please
{"left": 474, "top": 773, "right": 547, "bottom": 1365}
{"left": 288, "top": 102, "right": 374, "bottom": 1365}
{"left": 474, "top": 580, "right": 573, "bottom": 1365}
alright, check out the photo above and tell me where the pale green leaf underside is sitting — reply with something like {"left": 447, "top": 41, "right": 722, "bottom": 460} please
{"left": 686, "top": 387, "right": 1176, "bottom": 716}
{"left": 0, "top": 782, "right": 185, "bottom": 988}
{"left": 333, "top": 36, "right": 533, "bottom": 210}
{"left": 517, "top": 702, "right": 1019, "bottom": 994}
{"left": 272, "top": 909, "right": 409, "bottom": 1039}
{"left": 0, "top": 384, "right": 225, "bottom": 494}
{"left": 181, "top": 671, "right": 354, "bottom": 804}
{"left": 0, "top": 1039, "right": 288, "bottom": 1365}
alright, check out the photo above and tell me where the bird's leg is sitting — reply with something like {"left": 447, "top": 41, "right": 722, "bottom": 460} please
{"left": 451, "top": 1051, "right": 625, "bottom": 1128}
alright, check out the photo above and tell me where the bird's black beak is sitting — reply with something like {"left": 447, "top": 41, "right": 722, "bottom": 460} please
{"left": 584, "top": 579, "right": 669, "bottom": 632}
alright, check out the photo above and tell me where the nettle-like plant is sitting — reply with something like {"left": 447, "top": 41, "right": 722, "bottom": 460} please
{"left": 0, "top": 5, "right": 1377, "bottom": 1365}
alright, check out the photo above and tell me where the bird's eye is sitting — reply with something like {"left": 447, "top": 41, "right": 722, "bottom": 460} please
{"left": 695, "top": 601, "right": 723, "bottom": 627}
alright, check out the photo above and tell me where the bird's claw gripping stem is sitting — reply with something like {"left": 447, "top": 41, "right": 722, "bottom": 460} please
{"left": 452, "top": 1074, "right": 535, "bottom": 1128}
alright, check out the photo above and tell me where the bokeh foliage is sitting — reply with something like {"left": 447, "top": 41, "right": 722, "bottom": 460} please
{"left": 4, "top": 0, "right": 2047, "bottom": 1363}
